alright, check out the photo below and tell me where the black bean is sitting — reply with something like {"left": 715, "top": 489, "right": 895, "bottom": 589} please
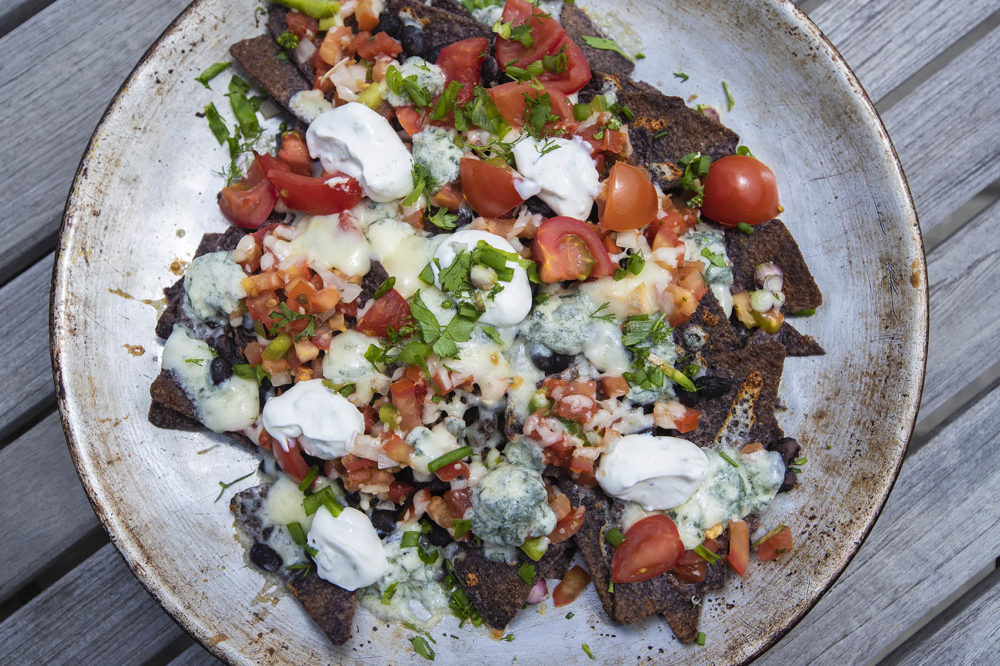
{"left": 426, "top": 44, "right": 445, "bottom": 64}
{"left": 529, "top": 346, "right": 575, "bottom": 374}
{"left": 400, "top": 26, "right": 425, "bottom": 57}
{"left": 771, "top": 437, "right": 801, "bottom": 465}
{"left": 779, "top": 468, "right": 797, "bottom": 493}
{"left": 377, "top": 11, "right": 402, "bottom": 38}
{"left": 525, "top": 197, "right": 556, "bottom": 218}
{"left": 676, "top": 389, "right": 699, "bottom": 408}
{"left": 693, "top": 375, "right": 732, "bottom": 398}
{"left": 211, "top": 335, "right": 238, "bottom": 363}
{"left": 250, "top": 543, "right": 283, "bottom": 572}
{"left": 455, "top": 207, "right": 474, "bottom": 228}
{"left": 427, "top": 522, "right": 452, "bottom": 547}
{"left": 370, "top": 509, "right": 398, "bottom": 538}
{"left": 481, "top": 55, "right": 501, "bottom": 86}
{"left": 210, "top": 357, "right": 233, "bottom": 384}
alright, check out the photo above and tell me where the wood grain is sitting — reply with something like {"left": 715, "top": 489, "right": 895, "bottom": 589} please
{"left": 170, "top": 643, "right": 224, "bottom": 666}
{"left": 0, "top": 412, "right": 99, "bottom": 603}
{"left": 919, "top": 199, "right": 1000, "bottom": 418}
{"left": 881, "top": 22, "right": 1000, "bottom": 233}
{"left": 759, "top": 384, "right": 1000, "bottom": 664}
{"left": 808, "top": 0, "right": 998, "bottom": 102}
{"left": 0, "top": 543, "right": 186, "bottom": 664}
{"left": 0, "top": 254, "right": 53, "bottom": 441}
{"left": 0, "top": 0, "right": 191, "bottom": 283}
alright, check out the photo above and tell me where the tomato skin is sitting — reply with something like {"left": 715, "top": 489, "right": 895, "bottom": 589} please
{"left": 218, "top": 179, "right": 278, "bottom": 229}
{"left": 459, "top": 157, "right": 526, "bottom": 218}
{"left": 611, "top": 515, "right": 684, "bottom": 583}
{"left": 494, "top": 0, "right": 591, "bottom": 94}
{"left": 266, "top": 169, "right": 363, "bottom": 215}
{"left": 757, "top": 526, "right": 794, "bottom": 562}
{"left": 727, "top": 519, "right": 750, "bottom": 577}
{"left": 396, "top": 106, "right": 426, "bottom": 137}
{"left": 278, "top": 131, "right": 313, "bottom": 175}
{"left": 532, "top": 217, "right": 616, "bottom": 282}
{"left": 599, "top": 162, "right": 659, "bottom": 231}
{"left": 355, "top": 289, "right": 412, "bottom": 338}
{"left": 272, "top": 438, "right": 311, "bottom": 483}
{"left": 548, "top": 505, "right": 585, "bottom": 544}
{"left": 552, "top": 565, "right": 591, "bottom": 607}
{"left": 700, "top": 155, "right": 780, "bottom": 226}
{"left": 488, "top": 82, "right": 577, "bottom": 134}
{"left": 436, "top": 37, "right": 488, "bottom": 104}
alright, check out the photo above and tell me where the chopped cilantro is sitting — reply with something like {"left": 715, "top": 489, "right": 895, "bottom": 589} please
{"left": 700, "top": 246, "right": 728, "bottom": 268}
{"left": 195, "top": 61, "right": 231, "bottom": 89}
{"left": 482, "top": 325, "right": 503, "bottom": 345}
{"left": 409, "top": 635, "right": 436, "bottom": 661}
{"left": 673, "top": 70, "right": 689, "bottom": 82}
{"left": 428, "top": 207, "right": 458, "bottom": 230}
{"left": 203, "top": 102, "right": 229, "bottom": 144}
{"left": 213, "top": 470, "right": 255, "bottom": 502}
{"left": 373, "top": 276, "right": 396, "bottom": 301}
{"left": 581, "top": 35, "right": 632, "bottom": 60}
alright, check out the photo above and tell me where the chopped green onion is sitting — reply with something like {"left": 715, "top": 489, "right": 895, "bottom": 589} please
{"left": 409, "top": 635, "right": 436, "bottom": 661}
{"left": 752, "top": 524, "right": 788, "bottom": 547}
{"left": 651, "top": 359, "right": 697, "bottom": 392}
{"left": 604, "top": 528, "right": 625, "bottom": 547}
{"left": 262, "top": 333, "right": 293, "bottom": 361}
{"left": 381, "top": 582, "right": 399, "bottom": 605}
{"left": 195, "top": 61, "right": 230, "bottom": 89}
{"left": 270, "top": 0, "right": 340, "bottom": 20}
{"left": 737, "top": 145, "right": 754, "bottom": 157}
{"left": 520, "top": 537, "right": 549, "bottom": 561}
{"left": 427, "top": 446, "right": 473, "bottom": 473}
{"left": 718, "top": 451, "right": 740, "bottom": 468}
{"left": 418, "top": 263, "right": 436, "bottom": 285}
{"left": 305, "top": 545, "right": 319, "bottom": 557}
{"left": 582, "top": 643, "right": 596, "bottom": 659}
{"left": 737, "top": 222, "right": 755, "bottom": 235}
{"left": 791, "top": 308, "right": 817, "bottom": 316}
{"left": 298, "top": 466, "right": 319, "bottom": 491}
{"left": 694, "top": 544, "right": 720, "bottom": 564}
{"left": 608, "top": 580, "right": 614, "bottom": 593}
{"left": 286, "top": 521, "right": 307, "bottom": 546}
{"left": 696, "top": 632, "right": 706, "bottom": 646}
{"left": 674, "top": 71, "right": 689, "bottom": 82}
{"left": 502, "top": 633, "right": 515, "bottom": 642}
{"left": 302, "top": 486, "right": 343, "bottom": 517}
{"left": 379, "top": 403, "right": 399, "bottom": 429}
{"left": 722, "top": 80, "right": 735, "bottom": 111}
{"left": 213, "top": 470, "right": 255, "bottom": 502}
{"left": 565, "top": 612, "right": 575, "bottom": 619}
{"left": 452, "top": 519, "right": 472, "bottom": 539}
{"left": 204, "top": 103, "right": 230, "bottom": 144}
{"left": 401, "top": 531, "right": 421, "bottom": 548}
{"left": 517, "top": 562, "right": 536, "bottom": 585}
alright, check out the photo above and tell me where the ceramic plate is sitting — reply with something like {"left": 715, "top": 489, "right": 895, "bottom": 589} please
{"left": 51, "top": 0, "right": 926, "bottom": 663}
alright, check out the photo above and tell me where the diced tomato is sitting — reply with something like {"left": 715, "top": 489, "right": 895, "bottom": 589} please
{"left": 727, "top": 519, "right": 750, "bottom": 577}
{"left": 354, "top": 0, "right": 380, "bottom": 32}
{"left": 266, "top": 169, "right": 363, "bottom": 215}
{"left": 543, "top": 377, "right": 597, "bottom": 401}
{"left": 272, "top": 438, "right": 311, "bottom": 483}
{"left": 488, "top": 82, "right": 577, "bottom": 134}
{"left": 548, "top": 489, "right": 571, "bottom": 521}
{"left": 532, "top": 217, "right": 616, "bottom": 282}
{"left": 677, "top": 260, "right": 709, "bottom": 298}
{"left": 554, "top": 394, "right": 596, "bottom": 423}
{"left": 426, "top": 496, "right": 455, "bottom": 530}
{"left": 599, "top": 162, "right": 658, "bottom": 231}
{"left": 396, "top": 106, "right": 426, "bottom": 137}
{"left": 611, "top": 515, "right": 684, "bottom": 583}
{"left": 757, "top": 526, "right": 794, "bottom": 562}
{"left": 355, "top": 289, "right": 412, "bottom": 338}
{"left": 666, "top": 284, "right": 700, "bottom": 327}
{"left": 459, "top": 157, "right": 526, "bottom": 218}
{"left": 548, "top": 505, "right": 585, "bottom": 544}
{"left": 435, "top": 37, "right": 488, "bottom": 104}
{"left": 219, "top": 156, "right": 278, "bottom": 229}
{"left": 671, "top": 405, "right": 701, "bottom": 434}
{"left": 242, "top": 270, "right": 284, "bottom": 298}
{"left": 494, "top": 0, "right": 590, "bottom": 94}
{"left": 357, "top": 30, "right": 402, "bottom": 60}
{"left": 443, "top": 487, "right": 472, "bottom": 517}
{"left": 318, "top": 26, "right": 352, "bottom": 67}
{"left": 389, "top": 480, "right": 415, "bottom": 504}
{"left": 599, "top": 375, "right": 630, "bottom": 399}
{"left": 285, "top": 11, "right": 318, "bottom": 42}
{"left": 381, "top": 433, "right": 414, "bottom": 464}
{"left": 431, "top": 182, "right": 463, "bottom": 210}
{"left": 568, "top": 450, "right": 596, "bottom": 474}
{"left": 552, "top": 565, "right": 591, "bottom": 607}
{"left": 257, "top": 427, "right": 277, "bottom": 451}
{"left": 435, "top": 461, "right": 470, "bottom": 482}
{"left": 672, "top": 539, "right": 719, "bottom": 583}
{"left": 277, "top": 131, "right": 313, "bottom": 175}
{"left": 389, "top": 378, "right": 424, "bottom": 431}
{"left": 341, "top": 452, "right": 374, "bottom": 472}
{"left": 578, "top": 126, "right": 628, "bottom": 157}
{"left": 541, "top": 437, "right": 573, "bottom": 467}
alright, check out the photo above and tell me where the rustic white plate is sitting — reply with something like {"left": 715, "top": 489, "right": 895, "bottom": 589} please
{"left": 51, "top": 0, "right": 926, "bottom": 663}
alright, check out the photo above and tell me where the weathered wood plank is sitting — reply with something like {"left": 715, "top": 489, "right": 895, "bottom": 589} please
{"left": 759, "top": 383, "right": 1000, "bottom": 664}
{"left": 918, "top": 199, "right": 1000, "bottom": 418}
{"left": 0, "top": 254, "right": 54, "bottom": 441}
{"left": 808, "top": 0, "right": 997, "bottom": 102}
{"left": 881, "top": 22, "right": 1000, "bottom": 234}
{"left": 885, "top": 571, "right": 1000, "bottom": 665}
{"left": 0, "top": 0, "right": 56, "bottom": 39}
{"left": 0, "top": 0, "right": 191, "bottom": 282}
{"left": 170, "top": 643, "right": 223, "bottom": 666}
{"left": 0, "top": 543, "right": 185, "bottom": 664}
{"left": 0, "top": 412, "right": 100, "bottom": 604}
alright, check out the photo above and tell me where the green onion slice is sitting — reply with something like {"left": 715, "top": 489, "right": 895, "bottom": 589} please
{"left": 426, "top": 446, "right": 473, "bottom": 473}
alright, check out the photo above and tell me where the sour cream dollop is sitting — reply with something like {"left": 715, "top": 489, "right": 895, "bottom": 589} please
{"left": 512, "top": 136, "right": 601, "bottom": 220}
{"left": 307, "top": 506, "right": 388, "bottom": 590}
{"left": 260, "top": 379, "right": 364, "bottom": 458}
{"left": 432, "top": 229, "right": 532, "bottom": 328}
{"left": 597, "top": 434, "right": 709, "bottom": 510}
{"left": 305, "top": 102, "right": 414, "bottom": 202}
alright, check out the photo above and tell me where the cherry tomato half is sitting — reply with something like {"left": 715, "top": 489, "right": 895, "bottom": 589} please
{"left": 532, "top": 217, "right": 616, "bottom": 282}
{"left": 488, "top": 82, "right": 578, "bottom": 134}
{"left": 599, "top": 162, "right": 658, "bottom": 231}
{"left": 218, "top": 155, "right": 278, "bottom": 229}
{"left": 700, "top": 155, "right": 780, "bottom": 226}
{"left": 459, "top": 157, "right": 526, "bottom": 218}
{"left": 266, "top": 169, "right": 364, "bottom": 215}
{"left": 494, "top": 0, "right": 591, "bottom": 94}
{"left": 611, "top": 514, "right": 684, "bottom": 583}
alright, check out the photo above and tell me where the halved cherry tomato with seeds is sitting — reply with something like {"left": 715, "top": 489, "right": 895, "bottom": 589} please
{"left": 532, "top": 217, "right": 616, "bottom": 282}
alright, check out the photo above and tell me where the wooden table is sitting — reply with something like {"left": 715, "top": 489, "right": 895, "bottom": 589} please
{"left": 1, "top": 0, "right": 997, "bottom": 663}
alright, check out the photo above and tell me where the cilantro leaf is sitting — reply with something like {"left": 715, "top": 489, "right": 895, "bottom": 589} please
{"left": 581, "top": 35, "right": 633, "bottom": 61}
